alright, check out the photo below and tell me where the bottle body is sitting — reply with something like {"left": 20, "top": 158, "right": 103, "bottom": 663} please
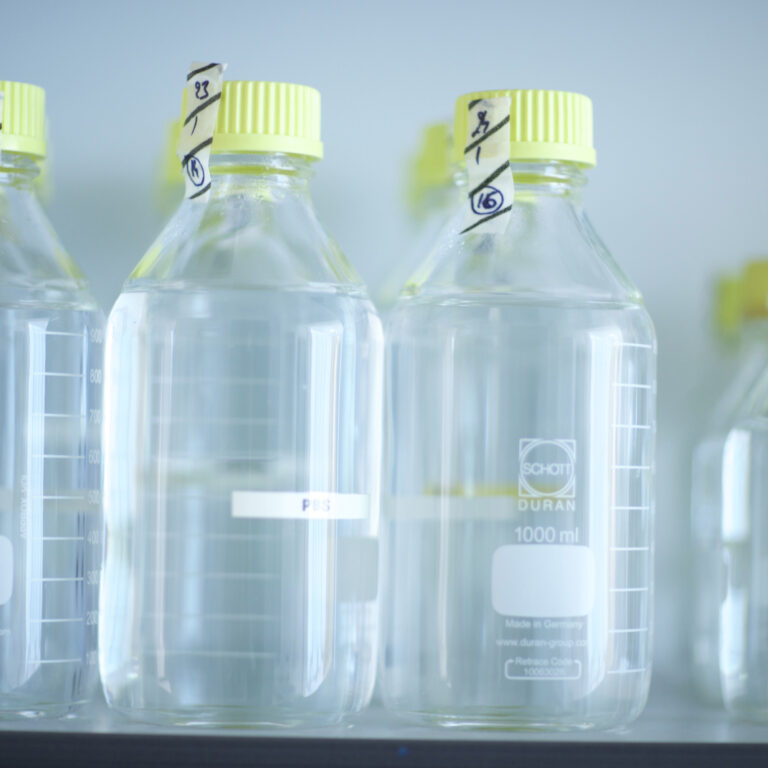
{"left": 0, "top": 302, "right": 103, "bottom": 717}
{"left": 690, "top": 433, "right": 727, "bottom": 705}
{"left": 100, "top": 154, "right": 383, "bottom": 726}
{"left": 382, "top": 296, "right": 655, "bottom": 728}
{"left": 719, "top": 411, "right": 768, "bottom": 719}
{"left": 0, "top": 152, "right": 103, "bottom": 717}
{"left": 690, "top": 330, "right": 768, "bottom": 705}
{"left": 708, "top": 353, "right": 768, "bottom": 719}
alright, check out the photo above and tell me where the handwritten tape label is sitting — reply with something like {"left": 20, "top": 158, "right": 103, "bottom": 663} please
{"left": 177, "top": 62, "right": 227, "bottom": 201}
{"left": 461, "top": 96, "right": 514, "bottom": 235}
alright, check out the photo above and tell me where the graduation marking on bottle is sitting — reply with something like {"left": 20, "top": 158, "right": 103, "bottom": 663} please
{"left": 32, "top": 577, "right": 84, "bottom": 583}
{"left": 27, "top": 658, "right": 82, "bottom": 665}
{"left": 145, "top": 612, "right": 278, "bottom": 622}
{"left": 14, "top": 322, "right": 103, "bottom": 658}
{"left": 31, "top": 617, "right": 84, "bottom": 624}
{"left": 143, "top": 649, "right": 277, "bottom": 660}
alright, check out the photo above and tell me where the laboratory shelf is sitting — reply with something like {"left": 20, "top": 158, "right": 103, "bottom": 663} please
{"left": 1, "top": 678, "right": 766, "bottom": 767}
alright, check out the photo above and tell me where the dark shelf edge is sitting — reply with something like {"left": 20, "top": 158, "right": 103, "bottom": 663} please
{"left": 3, "top": 731, "right": 768, "bottom": 768}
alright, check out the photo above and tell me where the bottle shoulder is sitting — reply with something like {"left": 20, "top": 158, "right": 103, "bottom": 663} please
{"left": 126, "top": 188, "right": 366, "bottom": 292}
{"left": 0, "top": 189, "right": 94, "bottom": 304}
{"left": 108, "top": 284, "right": 382, "bottom": 336}
{"left": 702, "top": 346, "right": 768, "bottom": 431}
{"left": 402, "top": 195, "right": 644, "bottom": 306}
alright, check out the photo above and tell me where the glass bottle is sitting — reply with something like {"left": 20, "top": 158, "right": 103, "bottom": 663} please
{"left": 690, "top": 261, "right": 768, "bottom": 705}
{"left": 99, "top": 81, "right": 383, "bottom": 727}
{"left": 689, "top": 265, "right": 760, "bottom": 705}
{"left": 0, "top": 80, "right": 103, "bottom": 717}
{"left": 697, "top": 261, "right": 768, "bottom": 718}
{"left": 381, "top": 89, "right": 656, "bottom": 730}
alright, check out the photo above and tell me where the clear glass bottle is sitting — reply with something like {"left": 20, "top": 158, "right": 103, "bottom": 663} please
{"left": 99, "top": 81, "right": 383, "bottom": 727}
{"left": 690, "top": 261, "right": 768, "bottom": 706}
{"left": 375, "top": 122, "right": 457, "bottom": 311}
{"left": 696, "top": 261, "right": 768, "bottom": 718}
{"left": 381, "top": 90, "right": 656, "bottom": 730}
{"left": 690, "top": 266, "right": 754, "bottom": 705}
{"left": 0, "top": 81, "right": 103, "bottom": 717}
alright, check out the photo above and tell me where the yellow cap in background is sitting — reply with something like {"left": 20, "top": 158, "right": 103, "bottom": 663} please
{"left": 713, "top": 273, "right": 742, "bottom": 338}
{"left": 741, "top": 259, "right": 768, "bottom": 319}
{"left": 155, "top": 118, "right": 183, "bottom": 213}
{"left": 182, "top": 81, "right": 323, "bottom": 159}
{"left": 452, "top": 89, "right": 595, "bottom": 167}
{"left": 0, "top": 80, "right": 46, "bottom": 158}
{"left": 407, "top": 121, "right": 453, "bottom": 213}
{"left": 161, "top": 119, "right": 182, "bottom": 189}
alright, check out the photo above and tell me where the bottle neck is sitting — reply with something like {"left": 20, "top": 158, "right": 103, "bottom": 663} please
{"left": 0, "top": 151, "right": 88, "bottom": 296}
{"left": 134, "top": 149, "right": 362, "bottom": 289}
{"left": 0, "top": 152, "right": 42, "bottom": 190}
{"left": 457, "top": 160, "right": 587, "bottom": 204}
{"left": 206, "top": 152, "right": 314, "bottom": 199}
{"left": 407, "top": 156, "right": 639, "bottom": 304}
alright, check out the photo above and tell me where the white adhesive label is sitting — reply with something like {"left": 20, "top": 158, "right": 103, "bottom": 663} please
{"left": 178, "top": 62, "right": 227, "bottom": 201}
{"left": 0, "top": 536, "right": 13, "bottom": 605}
{"left": 232, "top": 492, "right": 369, "bottom": 520}
{"left": 491, "top": 545, "right": 594, "bottom": 617}
{"left": 461, "top": 96, "right": 514, "bottom": 235}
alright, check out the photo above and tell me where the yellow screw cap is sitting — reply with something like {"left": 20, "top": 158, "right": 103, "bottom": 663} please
{"left": 0, "top": 80, "right": 46, "bottom": 158}
{"left": 453, "top": 89, "right": 595, "bottom": 167}
{"left": 741, "top": 260, "right": 768, "bottom": 319}
{"left": 183, "top": 81, "right": 322, "bottom": 159}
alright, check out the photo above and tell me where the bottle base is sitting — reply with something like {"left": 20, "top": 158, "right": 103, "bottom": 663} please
{"left": 108, "top": 704, "right": 346, "bottom": 730}
{"left": 725, "top": 703, "right": 768, "bottom": 723}
{"left": 0, "top": 700, "right": 83, "bottom": 720}
{"left": 388, "top": 706, "right": 634, "bottom": 732}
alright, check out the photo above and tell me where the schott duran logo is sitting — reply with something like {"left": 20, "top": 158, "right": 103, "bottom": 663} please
{"left": 518, "top": 439, "right": 576, "bottom": 511}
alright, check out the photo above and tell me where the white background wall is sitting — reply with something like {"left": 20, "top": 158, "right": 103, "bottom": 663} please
{"left": 5, "top": 0, "right": 768, "bottom": 683}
